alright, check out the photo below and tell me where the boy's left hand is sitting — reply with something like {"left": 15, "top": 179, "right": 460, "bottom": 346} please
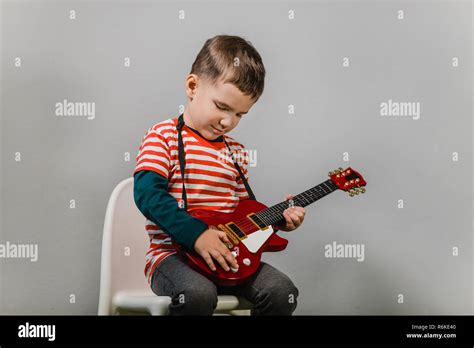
{"left": 276, "top": 194, "right": 305, "bottom": 232}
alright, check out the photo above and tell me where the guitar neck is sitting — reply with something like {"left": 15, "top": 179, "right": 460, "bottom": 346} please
{"left": 254, "top": 179, "right": 339, "bottom": 227}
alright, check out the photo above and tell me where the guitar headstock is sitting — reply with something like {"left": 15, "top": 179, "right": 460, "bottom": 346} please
{"left": 328, "top": 167, "right": 367, "bottom": 197}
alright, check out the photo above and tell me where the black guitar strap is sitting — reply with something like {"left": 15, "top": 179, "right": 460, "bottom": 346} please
{"left": 176, "top": 113, "right": 256, "bottom": 211}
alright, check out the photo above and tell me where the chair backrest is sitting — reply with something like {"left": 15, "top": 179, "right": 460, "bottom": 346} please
{"left": 98, "top": 177, "right": 153, "bottom": 315}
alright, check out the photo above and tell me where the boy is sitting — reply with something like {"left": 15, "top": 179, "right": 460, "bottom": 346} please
{"left": 133, "top": 35, "right": 305, "bottom": 315}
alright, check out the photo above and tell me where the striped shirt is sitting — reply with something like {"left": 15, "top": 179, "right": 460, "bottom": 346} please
{"left": 134, "top": 117, "right": 251, "bottom": 284}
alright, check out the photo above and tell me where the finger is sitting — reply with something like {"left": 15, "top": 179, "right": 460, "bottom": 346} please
{"left": 292, "top": 216, "right": 302, "bottom": 227}
{"left": 218, "top": 233, "right": 234, "bottom": 250}
{"left": 286, "top": 206, "right": 304, "bottom": 216}
{"left": 287, "top": 210, "right": 301, "bottom": 226}
{"left": 202, "top": 252, "right": 216, "bottom": 271}
{"left": 219, "top": 244, "right": 238, "bottom": 269}
{"left": 218, "top": 231, "right": 231, "bottom": 245}
{"left": 289, "top": 211, "right": 302, "bottom": 224}
{"left": 210, "top": 249, "right": 230, "bottom": 272}
{"left": 286, "top": 193, "right": 294, "bottom": 200}
{"left": 290, "top": 207, "right": 304, "bottom": 218}
{"left": 283, "top": 211, "right": 296, "bottom": 229}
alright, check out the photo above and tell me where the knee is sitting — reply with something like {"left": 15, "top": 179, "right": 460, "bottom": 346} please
{"left": 171, "top": 284, "right": 218, "bottom": 315}
{"left": 255, "top": 280, "right": 299, "bottom": 315}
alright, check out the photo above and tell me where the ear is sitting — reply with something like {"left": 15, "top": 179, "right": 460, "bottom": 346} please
{"left": 185, "top": 74, "right": 198, "bottom": 100}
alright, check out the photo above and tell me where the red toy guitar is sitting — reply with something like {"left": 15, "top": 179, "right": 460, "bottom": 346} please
{"left": 172, "top": 167, "right": 367, "bottom": 286}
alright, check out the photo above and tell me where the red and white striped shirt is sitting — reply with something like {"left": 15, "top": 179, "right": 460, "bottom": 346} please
{"left": 134, "top": 117, "right": 250, "bottom": 284}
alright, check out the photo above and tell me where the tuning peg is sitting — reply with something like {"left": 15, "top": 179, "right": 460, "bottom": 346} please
{"left": 328, "top": 171, "right": 334, "bottom": 176}
{"left": 338, "top": 167, "right": 344, "bottom": 171}
{"left": 360, "top": 188, "right": 366, "bottom": 193}
{"left": 348, "top": 188, "right": 363, "bottom": 197}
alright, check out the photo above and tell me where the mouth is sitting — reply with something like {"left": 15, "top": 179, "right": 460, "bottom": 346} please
{"left": 211, "top": 126, "right": 225, "bottom": 135}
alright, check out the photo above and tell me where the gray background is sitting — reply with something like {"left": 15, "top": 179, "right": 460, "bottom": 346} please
{"left": 0, "top": 0, "right": 472, "bottom": 315}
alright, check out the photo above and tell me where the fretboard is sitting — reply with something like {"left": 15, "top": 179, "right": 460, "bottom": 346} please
{"left": 254, "top": 179, "right": 338, "bottom": 227}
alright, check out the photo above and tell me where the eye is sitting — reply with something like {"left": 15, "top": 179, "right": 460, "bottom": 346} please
{"left": 215, "top": 102, "right": 228, "bottom": 111}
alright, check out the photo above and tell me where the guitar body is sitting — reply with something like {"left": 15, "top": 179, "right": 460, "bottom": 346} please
{"left": 171, "top": 166, "right": 367, "bottom": 286}
{"left": 172, "top": 199, "right": 289, "bottom": 286}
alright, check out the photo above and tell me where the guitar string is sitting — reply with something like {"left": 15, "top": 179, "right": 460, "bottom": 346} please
{"left": 252, "top": 184, "right": 333, "bottom": 227}
{"left": 220, "top": 180, "right": 336, "bottom": 233}
{"left": 186, "top": 188, "right": 326, "bottom": 234}
{"left": 229, "top": 181, "right": 338, "bottom": 233}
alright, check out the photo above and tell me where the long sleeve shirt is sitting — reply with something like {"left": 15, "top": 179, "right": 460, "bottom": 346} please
{"left": 133, "top": 117, "right": 251, "bottom": 283}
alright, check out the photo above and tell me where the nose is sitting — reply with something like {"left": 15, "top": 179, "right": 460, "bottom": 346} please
{"left": 219, "top": 118, "right": 231, "bottom": 130}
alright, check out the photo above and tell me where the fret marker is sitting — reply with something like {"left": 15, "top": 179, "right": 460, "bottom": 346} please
{"left": 288, "top": 199, "right": 294, "bottom": 208}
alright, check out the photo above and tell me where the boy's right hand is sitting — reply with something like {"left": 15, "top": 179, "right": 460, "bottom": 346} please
{"left": 194, "top": 226, "right": 239, "bottom": 272}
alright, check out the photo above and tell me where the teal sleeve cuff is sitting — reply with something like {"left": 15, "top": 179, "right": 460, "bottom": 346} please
{"left": 133, "top": 170, "right": 208, "bottom": 252}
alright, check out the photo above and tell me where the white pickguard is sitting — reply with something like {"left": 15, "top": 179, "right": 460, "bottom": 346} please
{"left": 241, "top": 225, "right": 274, "bottom": 253}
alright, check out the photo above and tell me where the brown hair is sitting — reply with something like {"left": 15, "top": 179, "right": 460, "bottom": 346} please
{"left": 190, "top": 35, "right": 266, "bottom": 101}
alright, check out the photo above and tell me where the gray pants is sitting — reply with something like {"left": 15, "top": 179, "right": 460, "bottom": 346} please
{"left": 150, "top": 254, "right": 299, "bottom": 315}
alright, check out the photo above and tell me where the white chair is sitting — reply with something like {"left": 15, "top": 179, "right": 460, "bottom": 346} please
{"left": 98, "top": 177, "right": 253, "bottom": 315}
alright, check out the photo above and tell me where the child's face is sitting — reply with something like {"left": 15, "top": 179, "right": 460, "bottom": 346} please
{"left": 184, "top": 74, "right": 256, "bottom": 141}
